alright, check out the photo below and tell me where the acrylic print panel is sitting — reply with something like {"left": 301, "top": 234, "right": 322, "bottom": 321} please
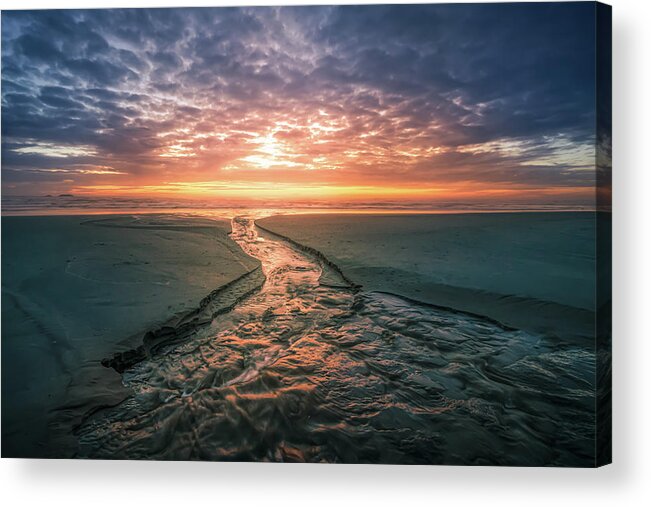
{"left": 0, "top": 2, "right": 612, "bottom": 466}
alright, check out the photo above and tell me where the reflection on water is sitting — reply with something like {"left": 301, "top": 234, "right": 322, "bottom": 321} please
{"left": 77, "top": 217, "right": 595, "bottom": 465}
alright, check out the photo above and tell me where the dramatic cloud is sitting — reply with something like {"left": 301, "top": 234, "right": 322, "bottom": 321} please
{"left": 1, "top": 4, "right": 599, "bottom": 205}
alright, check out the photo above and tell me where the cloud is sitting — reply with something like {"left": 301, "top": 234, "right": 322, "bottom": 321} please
{"left": 1, "top": 4, "right": 599, "bottom": 201}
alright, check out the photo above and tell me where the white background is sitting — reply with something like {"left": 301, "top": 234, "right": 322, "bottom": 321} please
{"left": 0, "top": 0, "right": 649, "bottom": 505}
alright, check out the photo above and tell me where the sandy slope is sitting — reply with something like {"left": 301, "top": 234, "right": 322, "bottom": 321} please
{"left": 1, "top": 214, "right": 259, "bottom": 457}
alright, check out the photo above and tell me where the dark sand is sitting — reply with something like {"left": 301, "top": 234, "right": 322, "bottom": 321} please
{"left": 257, "top": 212, "right": 596, "bottom": 339}
{"left": 1, "top": 214, "right": 259, "bottom": 457}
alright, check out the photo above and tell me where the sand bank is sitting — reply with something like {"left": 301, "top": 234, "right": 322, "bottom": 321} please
{"left": 1, "top": 214, "right": 259, "bottom": 457}
{"left": 257, "top": 212, "right": 597, "bottom": 339}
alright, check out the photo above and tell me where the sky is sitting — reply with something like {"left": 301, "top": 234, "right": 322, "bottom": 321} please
{"left": 1, "top": 4, "right": 603, "bottom": 207}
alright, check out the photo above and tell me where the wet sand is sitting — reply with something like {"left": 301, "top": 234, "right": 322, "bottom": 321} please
{"left": 257, "top": 212, "right": 597, "bottom": 339}
{"left": 1, "top": 214, "right": 260, "bottom": 457}
{"left": 76, "top": 217, "right": 595, "bottom": 465}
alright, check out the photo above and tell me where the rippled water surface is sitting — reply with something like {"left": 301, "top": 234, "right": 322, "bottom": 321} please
{"left": 77, "top": 217, "right": 595, "bottom": 465}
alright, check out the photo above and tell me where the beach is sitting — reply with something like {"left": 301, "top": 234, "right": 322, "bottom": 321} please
{"left": 1, "top": 214, "right": 260, "bottom": 457}
{"left": 1, "top": 210, "right": 599, "bottom": 465}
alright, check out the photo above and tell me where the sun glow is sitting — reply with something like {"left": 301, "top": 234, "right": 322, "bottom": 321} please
{"left": 238, "top": 132, "right": 299, "bottom": 169}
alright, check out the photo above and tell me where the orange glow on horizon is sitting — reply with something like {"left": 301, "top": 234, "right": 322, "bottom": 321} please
{"left": 68, "top": 180, "right": 595, "bottom": 205}
{"left": 2, "top": 92, "right": 598, "bottom": 206}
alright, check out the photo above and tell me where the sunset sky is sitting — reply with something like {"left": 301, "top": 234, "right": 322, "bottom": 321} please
{"left": 1, "top": 4, "right": 601, "bottom": 207}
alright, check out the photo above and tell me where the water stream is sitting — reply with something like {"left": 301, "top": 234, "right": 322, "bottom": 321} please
{"left": 77, "top": 217, "right": 595, "bottom": 465}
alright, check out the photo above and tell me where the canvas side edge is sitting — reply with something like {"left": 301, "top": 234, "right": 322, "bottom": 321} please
{"left": 595, "top": 0, "right": 612, "bottom": 468}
